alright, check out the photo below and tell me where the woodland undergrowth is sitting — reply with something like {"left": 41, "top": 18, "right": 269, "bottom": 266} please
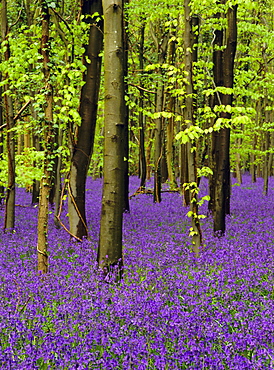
{"left": 0, "top": 175, "right": 273, "bottom": 369}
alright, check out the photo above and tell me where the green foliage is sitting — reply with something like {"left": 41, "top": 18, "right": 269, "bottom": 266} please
{"left": 0, "top": 10, "right": 94, "bottom": 185}
{"left": 0, "top": 0, "right": 274, "bottom": 188}
{"left": 0, "top": 148, "right": 43, "bottom": 188}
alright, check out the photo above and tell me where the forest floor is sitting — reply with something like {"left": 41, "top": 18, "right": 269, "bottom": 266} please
{"left": 0, "top": 175, "right": 273, "bottom": 369}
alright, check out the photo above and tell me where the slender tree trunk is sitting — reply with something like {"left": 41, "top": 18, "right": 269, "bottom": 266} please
{"left": 166, "top": 105, "right": 176, "bottom": 188}
{"left": 0, "top": 130, "right": 3, "bottom": 204}
{"left": 32, "top": 133, "right": 41, "bottom": 204}
{"left": 37, "top": 2, "right": 54, "bottom": 273}
{"left": 23, "top": 0, "right": 34, "bottom": 27}
{"left": 122, "top": 0, "right": 130, "bottom": 212}
{"left": 166, "top": 28, "right": 177, "bottom": 188}
{"left": 222, "top": 4, "right": 237, "bottom": 216}
{"left": 263, "top": 130, "right": 270, "bottom": 196}
{"left": 68, "top": 0, "right": 103, "bottom": 239}
{"left": 212, "top": 2, "right": 237, "bottom": 234}
{"left": 235, "top": 135, "right": 242, "bottom": 184}
{"left": 0, "top": 67, "right": 4, "bottom": 204}
{"left": 2, "top": 0, "right": 15, "bottom": 230}
{"left": 49, "top": 125, "right": 60, "bottom": 206}
{"left": 268, "top": 129, "right": 274, "bottom": 177}
{"left": 154, "top": 82, "right": 164, "bottom": 203}
{"left": 250, "top": 133, "right": 257, "bottom": 183}
{"left": 138, "top": 22, "right": 146, "bottom": 189}
{"left": 184, "top": 0, "right": 201, "bottom": 255}
{"left": 146, "top": 128, "right": 154, "bottom": 180}
{"left": 149, "top": 23, "right": 168, "bottom": 203}
{"left": 180, "top": 142, "right": 190, "bottom": 206}
{"left": 53, "top": 129, "right": 62, "bottom": 228}
{"left": 209, "top": 6, "right": 223, "bottom": 216}
{"left": 97, "top": 0, "right": 125, "bottom": 279}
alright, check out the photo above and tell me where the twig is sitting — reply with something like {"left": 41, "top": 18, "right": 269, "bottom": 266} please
{"left": 50, "top": 7, "right": 71, "bottom": 31}
{"left": 18, "top": 296, "right": 33, "bottom": 314}
{"left": 14, "top": 99, "right": 33, "bottom": 122}
{"left": 129, "top": 187, "right": 180, "bottom": 199}
{"left": 68, "top": 181, "right": 89, "bottom": 237}
{"left": 0, "top": 123, "right": 7, "bottom": 131}
{"left": 10, "top": 7, "right": 23, "bottom": 29}
{"left": 129, "top": 83, "right": 156, "bottom": 95}
{"left": 15, "top": 204, "right": 34, "bottom": 208}
{"left": 55, "top": 174, "right": 83, "bottom": 242}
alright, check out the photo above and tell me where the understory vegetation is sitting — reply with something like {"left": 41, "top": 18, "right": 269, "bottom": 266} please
{"left": 0, "top": 175, "right": 273, "bottom": 369}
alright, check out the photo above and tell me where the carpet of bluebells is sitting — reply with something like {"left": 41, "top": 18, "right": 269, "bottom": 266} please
{"left": 0, "top": 175, "right": 273, "bottom": 369}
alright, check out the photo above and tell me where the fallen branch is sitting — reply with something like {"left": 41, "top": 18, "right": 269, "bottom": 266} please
{"left": 129, "top": 187, "right": 180, "bottom": 199}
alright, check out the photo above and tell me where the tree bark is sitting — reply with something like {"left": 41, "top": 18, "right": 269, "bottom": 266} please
{"left": 268, "top": 129, "right": 274, "bottom": 177}
{"left": 212, "top": 2, "right": 237, "bottom": 234}
{"left": 235, "top": 135, "right": 242, "bottom": 184}
{"left": 0, "top": 35, "right": 4, "bottom": 204}
{"left": 0, "top": 84, "right": 4, "bottom": 204}
{"left": 180, "top": 142, "right": 190, "bottom": 206}
{"left": 166, "top": 89, "right": 176, "bottom": 188}
{"left": 68, "top": 0, "right": 103, "bottom": 239}
{"left": 154, "top": 81, "right": 164, "bottom": 203}
{"left": 97, "top": 0, "right": 125, "bottom": 279}
{"left": 209, "top": 5, "right": 223, "bottom": 215}
{"left": 151, "top": 24, "right": 168, "bottom": 203}
{"left": 184, "top": 0, "right": 202, "bottom": 256}
{"left": 37, "top": 1, "right": 54, "bottom": 273}
{"left": 122, "top": 0, "right": 130, "bottom": 212}
{"left": 138, "top": 21, "right": 146, "bottom": 189}
{"left": 32, "top": 133, "right": 41, "bottom": 204}
{"left": 1, "top": 0, "right": 15, "bottom": 230}
{"left": 250, "top": 133, "right": 257, "bottom": 183}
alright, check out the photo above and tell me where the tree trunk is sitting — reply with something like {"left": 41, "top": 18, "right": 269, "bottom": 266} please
{"left": 146, "top": 128, "right": 154, "bottom": 180}
{"left": 209, "top": 5, "right": 223, "bottom": 216}
{"left": 138, "top": 22, "right": 146, "bottom": 189}
{"left": 68, "top": 0, "right": 103, "bottom": 239}
{"left": 166, "top": 96, "right": 176, "bottom": 188}
{"left": 122, "top": 0, "right": 130, "bottom": 212}
{"left": 53, "top": 129, "right": 62, "bottom": 228}
{"left": 250, "top": 133, "right": 257, "bottom": 183}
{"left": 37, "top": 1, "right": 54, "bottom": 273}
{"left": 49, "top": 127, "right": 60, "bottom": 207}
{"left": 212, "top": 2, "right": 237, "bottom": 234}
{"left": 2, "top": 0, "right": 15, "bottom": 230}
{"left": 180, "top": 142, "right": 190, "bottom": 206}
{"left": 0, "top": 62, "right": 4, "bottom": 204}
{"left": 263, "top": 128, "right": 270, "bottom": 196}
{"left": 154, "top": 82, "right": 164, "bottom": 203}
{"left": 184, "top": 0, "right": 202, "bottom": 255}
{"left": 149, "top": 22, "right": 168, "bottom": 203}
{"left": 235, "top": 135, "right": 242, "bottom": 184}
{"left": 268, "top": 129, "right": 274, "bottom": 177}
{"left": 32, "top": 133, "right": 41, "bottom": 204}
{"left": 97, "top": 0, "right": 125, "bottom": 279}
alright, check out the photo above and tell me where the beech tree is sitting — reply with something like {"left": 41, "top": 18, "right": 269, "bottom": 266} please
{"left": 210, "top": 1, "right": 237, "bottom": 234}
{"left": 68, "top": 0, "right": 103, "bottom": 240}
{"left": 37, "top": 1, "right": 54, "bottom": 273}
{"left": 97, "top": 0, "right": 125, "bottom": 278}
{"left": 183, "top": 0, "right": 201, "bottom": 255}
{"left": 1, "top": 0, "right": 15, "bottom": 230}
